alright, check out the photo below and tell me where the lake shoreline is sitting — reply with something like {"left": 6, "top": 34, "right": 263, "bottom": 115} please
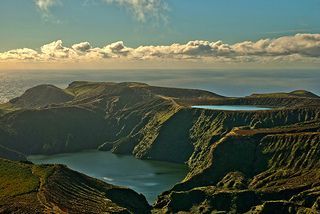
{"left": 28, "top": 150, "right": 188, "bottom": 204}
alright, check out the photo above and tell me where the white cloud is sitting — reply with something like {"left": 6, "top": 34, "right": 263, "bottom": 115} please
{"left": 102, "top": 41, "right": 133, "bottom": 57}
{"left": 0, "top": 48, "right": 39, "bottom": 60}
{"left": 1, "top": 34, "right": 320, "bottom": 66}
{"left": 40, "top": 40, "right": 76, "bottom": 59}
{"left": 72, "top": 42, "right": 92, "bottom": 53}
{"left": 232, "top": 34, "right": 320, "bottom": 57}
{"left": 35, "top": 0, "right": 60, "bottom": 13}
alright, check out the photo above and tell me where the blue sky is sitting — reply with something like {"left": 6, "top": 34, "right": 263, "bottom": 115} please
{"left": 0, "top": 0, "right": 319, "bottom": 69}
{"left": 0, "top": 0, "right": 319, "bottom": 50}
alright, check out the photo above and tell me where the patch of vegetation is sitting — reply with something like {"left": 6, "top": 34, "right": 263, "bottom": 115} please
{"left": 0, "top": 159, "right": 38, "bottom": 199}
{"left": 0, "top": 103, "right": 18, "bottom": 114}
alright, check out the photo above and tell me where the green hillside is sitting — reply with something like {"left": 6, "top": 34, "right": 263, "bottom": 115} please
{"left": 0, "top": 158, "right": 150, "bottom": 213}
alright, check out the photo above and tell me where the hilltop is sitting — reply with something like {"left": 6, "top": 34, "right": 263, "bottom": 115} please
{"left": 250, "top": 89, "right": 320, "bottom": 99}
{"left": 9, "top": 84, "right": 74, "bottom": 109}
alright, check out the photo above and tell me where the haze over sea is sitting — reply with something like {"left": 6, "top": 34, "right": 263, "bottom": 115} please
{"left": 1, "top": 69, "right": 319, "bottom": 103}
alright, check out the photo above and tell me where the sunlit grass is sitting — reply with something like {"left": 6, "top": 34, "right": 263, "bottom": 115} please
{"left": 0, "top": 159, "right": 39, "bottom": 199}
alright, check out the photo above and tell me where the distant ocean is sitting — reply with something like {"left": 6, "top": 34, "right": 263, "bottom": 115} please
{"left": 1, "top": 69, "right": 319, "bottom": 104}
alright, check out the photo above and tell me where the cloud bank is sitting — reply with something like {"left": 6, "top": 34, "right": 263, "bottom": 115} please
{"left": 1, "top": 34, "right": 320, "bottom": 68}
{"left": 35, "top": 0, "right": 167, "bottom": 21}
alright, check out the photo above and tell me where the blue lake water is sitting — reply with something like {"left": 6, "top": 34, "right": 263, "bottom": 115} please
{"left": 28, "top": 150, "right": 188, "bottom": 204}
{"left": 192, "top": 105, "right": 271, "bottom": 111}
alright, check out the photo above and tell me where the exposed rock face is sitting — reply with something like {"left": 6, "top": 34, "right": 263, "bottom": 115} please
{"left": 0, "top": 81, "right": 319, "bottom": 213}
{"left": 0, "top": 158, "right": 150, "bottom": 214}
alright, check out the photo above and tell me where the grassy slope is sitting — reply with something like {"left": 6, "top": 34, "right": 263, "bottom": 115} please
{"left": 0, "top": 158, "right": 150, "bottom": 214}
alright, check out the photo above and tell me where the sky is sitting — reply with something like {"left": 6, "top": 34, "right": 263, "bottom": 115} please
{"left": 0, "top": 0, "right": 320, "bottom": 69}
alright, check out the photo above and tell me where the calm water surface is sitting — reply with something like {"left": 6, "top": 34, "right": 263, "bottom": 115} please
{"left": 192, "top": 105, "right": 271, "bottom": 111}
{"left": 28, "top": 150, "right": 188, "bottom": 203}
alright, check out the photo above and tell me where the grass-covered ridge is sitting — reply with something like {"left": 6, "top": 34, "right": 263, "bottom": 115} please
{"left": 0, "top": 159, "right": 39, "bottom": 199}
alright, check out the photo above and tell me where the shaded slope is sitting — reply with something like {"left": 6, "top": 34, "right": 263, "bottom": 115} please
{"left": 0, "top": 106, "right": 110, "bottom": 155}
{"left": 133, "top": 108, "right": 195, "bottom": 163}
{"left": 0, "top": 144, "right": 26, "bottom": 161}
